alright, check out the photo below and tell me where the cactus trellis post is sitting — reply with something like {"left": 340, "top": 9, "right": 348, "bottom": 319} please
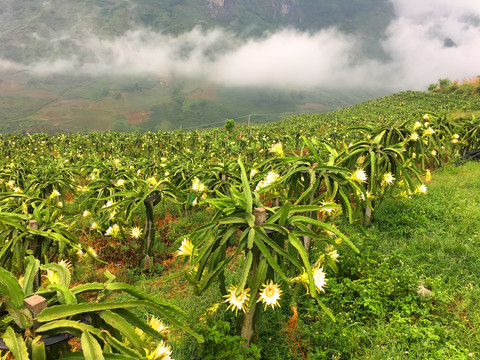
{"left": 240, "top": 207, "right": 266, "bottom": 345}
{"left": 301, "top": 163, "right": 318, "bottom": 252}
{"left": 28, "top": 219, "right": 39, "bottom": 255}
{"left": 28, "top": 220, "right": 42, "bottom": 288}
{"left": 142, "top": 194, "right": 160, "bottom": 271}
{"left": 303, "top": 189, "right": 316, "bottom": 252}
{"left": 24, "top": 294, "right": 47, "bottom": 330}
{"left": 365, "top": 205, "right": 372, "bottom": 224}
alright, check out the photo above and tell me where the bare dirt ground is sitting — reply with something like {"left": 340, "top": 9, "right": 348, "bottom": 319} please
{"left": 299, "top": 103, "right": 327, "bottom": 110}
{"left": 126, "top": 109, "right": 152, "bottom": 125}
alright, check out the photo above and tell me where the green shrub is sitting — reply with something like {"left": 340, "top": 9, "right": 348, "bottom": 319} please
{"left": 197, "top": 321, "right": 262, "bottom": 360}
{"left": 225, "top": 119, "right": 236, "bottom": 133}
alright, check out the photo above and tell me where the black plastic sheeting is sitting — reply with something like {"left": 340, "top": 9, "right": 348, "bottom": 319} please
{"left": 0, "top": 315, "right": 90, "bottom": 350}
{"left": 456, "top": 149, "right": 480, "bottom": 166}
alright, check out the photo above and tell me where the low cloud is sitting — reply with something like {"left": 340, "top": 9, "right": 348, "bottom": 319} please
{"left": 384, "top": 0, "right": 480, "bottom": 88}
{"left": 0, "top": 58, "right": 22, "bottom": 71}
{"left": 1, "top": 0, "right": 479, "bottom": 91}
{"left": 211, "top": 29, "right": 375, "bottom": 88}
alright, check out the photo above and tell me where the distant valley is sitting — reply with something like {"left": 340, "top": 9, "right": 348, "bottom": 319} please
{"left": 0, "top": 71, "right": 388, "bottom": 133}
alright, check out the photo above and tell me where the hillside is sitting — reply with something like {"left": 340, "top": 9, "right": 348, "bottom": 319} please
{"left": 0, "top": 71, "right": 391, "bottom": 134}
{"left": 0, "top": 0, "right": 393, "bottom": 63}
{"left": 1, "top": 76, "right": 479, "bottom": 135}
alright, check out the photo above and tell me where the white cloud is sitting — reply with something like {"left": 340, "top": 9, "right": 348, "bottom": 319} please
{"left": 383, "top": 0, "right": 480, "bottom": 89}
{"left": 0, "top": 58, "right": 22, "bottom": 71}
{"left": 390, "top": 0, "right": 480, "bottom": 20}
{"left": 212, "top": 29, "right": 372, "bottom": 88}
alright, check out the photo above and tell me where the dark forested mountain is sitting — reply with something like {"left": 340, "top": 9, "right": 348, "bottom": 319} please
{"left": 0, "top": 0, "right": 393, "bottom": 63}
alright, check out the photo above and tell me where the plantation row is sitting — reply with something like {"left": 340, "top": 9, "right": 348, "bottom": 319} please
{"left": 1, "top": 91, "right": 480, "bottom": 359}
{"left": 275, "top": 91, "right": 480, "bottom": 135}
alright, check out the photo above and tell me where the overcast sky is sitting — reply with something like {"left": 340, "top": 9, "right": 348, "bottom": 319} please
{"left": 1, "top": 0, "right": 480, "bottom": 91}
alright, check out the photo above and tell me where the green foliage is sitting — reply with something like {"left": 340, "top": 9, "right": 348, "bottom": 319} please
{"left": 197, "top": 321, "right": 262, "bottom": 360}
{"left": 439, "top": 78, "right": 454, "bottom": 90}
{"left": 224, "top": 119, "right": 236, "bottom": 133}
{"left": 428, "top": 82, "right": 438, "bottom": 91}
{"left": 0, "top": 191, "right": 95, "bottom": 273}
{"left": 0, "top": 257, "right": 201, "bottom": 359}
{"left": 430, "top": 77, "right": 480, "bottom": 97}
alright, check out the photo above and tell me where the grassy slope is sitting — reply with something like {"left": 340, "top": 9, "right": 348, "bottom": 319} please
{"left": 341, "top": 161, "right": 480, "bottom": 359}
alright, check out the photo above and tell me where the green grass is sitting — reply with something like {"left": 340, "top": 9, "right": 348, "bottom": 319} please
{"left": 349, "top": 164, "right": 478, "bottom": 358}
{"left": 372, "top": 162, "right": 480, "bottom": 290}
{"left": 300, "top": 161, "right": 480, "bottom": 359}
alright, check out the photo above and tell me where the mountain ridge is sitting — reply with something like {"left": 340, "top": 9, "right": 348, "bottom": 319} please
{"left": 0, "top": 0, "right": 394, "bottom": 63}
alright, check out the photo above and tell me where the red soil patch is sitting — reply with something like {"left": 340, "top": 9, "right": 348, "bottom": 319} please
{"left": 0, "top": 82, "right": 22, "bottom": 93}
{"left": 126, "top": 109, "right": 152, "bottom": 125}
{"left": 94, "top": 237, "right": 139, "bottom": 265}
{"left": 187, "top": 85, "right": 220, "bottom": 101}
{"left": 74, "top": 211, "right": 186, "bottom": 284}
{"left": 156, "top": 212, "right": 178, "bottom": 228}
{"left": 161, "top": 256, "right": 177, "bottom": 268}
{"left": 156, "top": 212, "right": 179, "bottom": 246}
{"left": 0, "top": 72, "right": 58, "bottom": 101}
{"left": 146, "top": 274, "right": 189, "bottom": 297}
{"left": 63, "top": 191, "right": 75, "bottom": 204}
{"left": 68, "top": 337, "right": 81, "bottom": 352}
{"left": 48, "top": 98, "right": 90, "bottom": 109}
{"left": 95, "top": 262, "right": 127, "bottom": 277}
{"left": 299, "top": 103, "right": 328, "bottom": 110}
